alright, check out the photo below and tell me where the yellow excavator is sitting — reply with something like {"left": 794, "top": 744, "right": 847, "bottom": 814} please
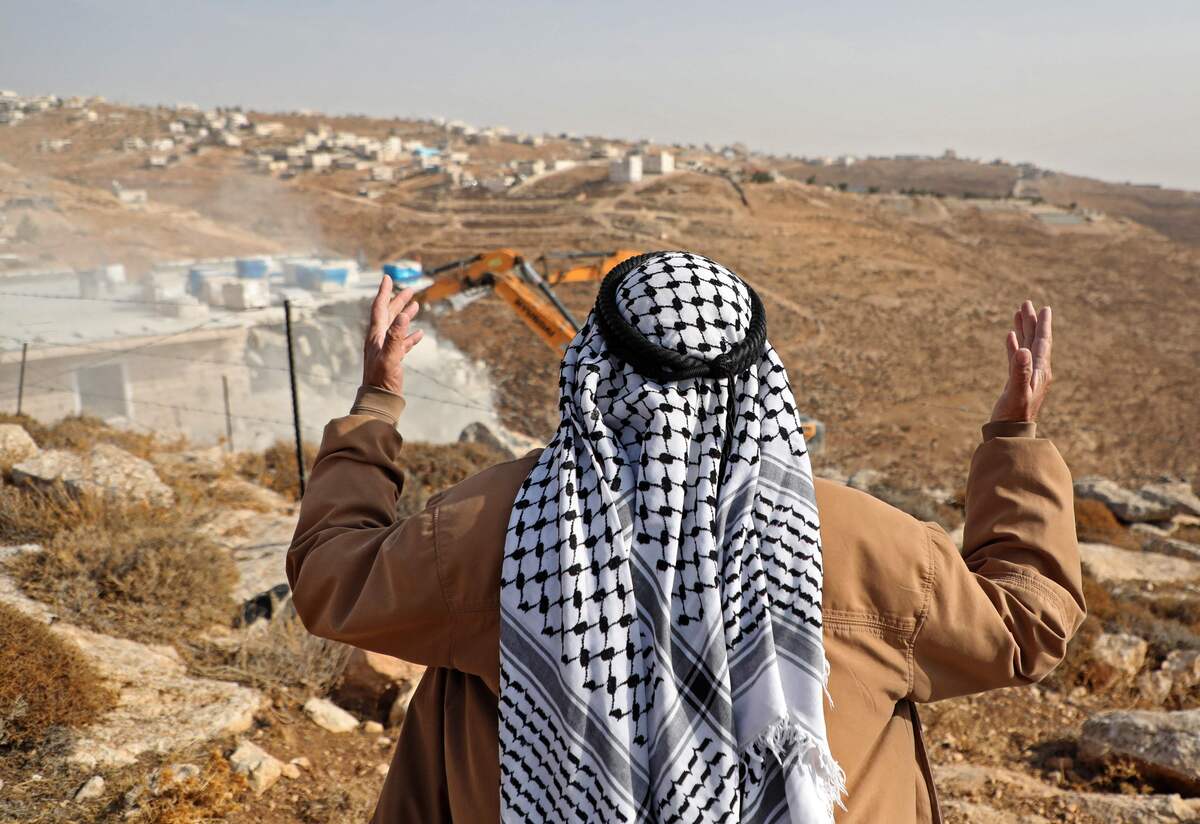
{"left": 417, "top": 248, "right": 640, "bottom": 351}
{"left": 416, "top": 247, "right": 822, "bottom": 445}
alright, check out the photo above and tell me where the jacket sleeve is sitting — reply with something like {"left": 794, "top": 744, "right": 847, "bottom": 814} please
{"left": 909, "top": 421, "right": 1086, "bottom": 702}
{"left": 286, "top": 386, "right": 453, "bottom": 668}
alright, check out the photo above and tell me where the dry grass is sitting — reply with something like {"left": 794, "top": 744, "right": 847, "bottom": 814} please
{"left": 0, "top": 412, "right": 174, "bottom": 461}
{"left": 236, "top": 439, "right": 318, "bottom": 501}
{"left": 1074, "top": 498, "right": 1140, "bottom": 550}
{"left": 395, "top": 440, "right": 510, "bottom": 518}
{"left": 131, "top": 750, "right": 249, "bottom": 824}
{"left": 3, "top": 487, "right": 237, "bottom": 644}
{"left": 0, "top": 602, "right": 116, "bottom": 747}
{"left": 185, "top": 613, "right": 350, "bottom": 695}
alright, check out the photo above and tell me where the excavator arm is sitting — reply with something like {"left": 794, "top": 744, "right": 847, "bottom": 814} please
{"left": 542, "top": 249, "right": 642, "bottom": 285}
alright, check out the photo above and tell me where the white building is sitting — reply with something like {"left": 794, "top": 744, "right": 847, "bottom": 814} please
{"left": 517, "top": 159, "right": 546, "bottom": 177}
{"left": 609, "top": 155, "right": 643, "bottom": 184}
{"left": 643, "top": 151, "right": 675, "bottom": 175}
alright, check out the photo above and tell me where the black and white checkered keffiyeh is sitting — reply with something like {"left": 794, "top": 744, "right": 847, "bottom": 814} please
{"left": 499, "top": 251, "right": 845, "bottom": 823}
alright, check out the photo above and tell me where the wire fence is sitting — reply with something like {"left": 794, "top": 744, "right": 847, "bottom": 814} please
{"left": 2, "top": 284, "right": 1113, "bottom": 495}
{"left": 2, "top": 291, "right": 504, "bottom": 490}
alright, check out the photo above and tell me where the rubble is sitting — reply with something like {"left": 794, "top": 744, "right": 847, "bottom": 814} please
{"left": 1090, "top": 632, "right": 1148, "bottom": 688}
{"left": 304, "top": 696, "right": 359, "bottom": 733}
{"left": 1079, "top": 709, "right": 1200, "bottom": 793}
{"left": 0, "top": 423, "right": 38, "bottom": 466}
{"left": 12, "top": 443, "right": 174, "bottom": 506}
{"left": 73, "top": 775, "right": 105, "bottom": 802}
{"left": 229, "top": 739, "right": 284, "bottom": 795}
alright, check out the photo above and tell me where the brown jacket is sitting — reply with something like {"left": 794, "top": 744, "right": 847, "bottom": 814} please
{"left": 287, "top": 387, "right": 1085, "bottom": 824}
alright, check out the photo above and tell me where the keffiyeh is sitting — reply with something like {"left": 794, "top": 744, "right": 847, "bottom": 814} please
{"left": 499, "top": 251, "right": 845, "bottom": 823}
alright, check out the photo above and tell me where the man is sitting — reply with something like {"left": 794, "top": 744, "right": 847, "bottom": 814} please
{"left": 288, "top": 251, "right": 1083, "bottom": 823}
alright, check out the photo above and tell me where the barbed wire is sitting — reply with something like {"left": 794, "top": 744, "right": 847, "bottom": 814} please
{"left": 0, "top": 333, "right": 494, "bottom": 412}
{"left": 0, "top": 293, "right": 492, "bottom": 407}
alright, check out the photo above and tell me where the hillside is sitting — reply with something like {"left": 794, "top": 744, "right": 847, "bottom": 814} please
{"left": 2, "top": 94, "right": 1200, "bottom": 824}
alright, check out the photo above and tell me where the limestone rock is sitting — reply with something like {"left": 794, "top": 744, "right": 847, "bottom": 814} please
{"left": 304, "top": 696, "right": 359, "bottom": 733}
{"left": 363, "top": 720, "right": 384, "bottom": 736}
{"left": 0, "top": 423, "right": 38, "bottom": 466}
{"left": 1091, "top": 632, "right": 1149, "bottom": 687}
{"left": 1079, "top": 542, "right": 1200, "bottom": 585}
{"left": 458, "top": 422, "right": 516, "bottom": 459}
{"left": 1079, "top": 708, "right": 1200, "bottom": 792}
{"left": 1139, "top": 480, "right": 1200, "bottom": 519}
{"left": 936, "top": 762, "right": 1200, "bottom": 822}
{"left": 1162, "top": 651, "right": 1200, "bottom": 691}
{"left": 149, "top": 446, "right": 227, "bottom": 479}
{"left": 388, "top": 680, "right": 420, "bottom": 728}
{"left": 12, "top": 443, "right": 174, "bottom": 506}
{"left": 74, "top": 775, "right": 105, "bottom": 802}
{"left": 0, "top": 557, "right": 262, "bottom": 770}
{"left": 336, "top": 648, "right": 425, "bottom": 721}
{"left": 59, "top": 622, "right": 262, "bottom": 768}
{"left": 212, "top": 476, "right": 292, "bottom": 512}
{"left": 229, "top": 739, "right": 284, "bottom": 795}
{"left": 1075, "top": 477, "right": 1173, "bottom": 523}
{"left": 1132, "top": 522, "right": 1177, "bottom": 541}
{"left": 1139, "top": 670, "right": 1176, "bottom": 705}
{"left": 280, "top": 762, "right": 301, "bottom": 780}
{"left": 848, "top": 469, "right": 884, "bottom": 492}
{"left": 1145, "top": 536, "right": 1200, "bottom": 563}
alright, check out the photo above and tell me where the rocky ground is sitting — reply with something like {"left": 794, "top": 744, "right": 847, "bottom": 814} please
{"left": 3, "top": 414, "right": 1200, "bottom": 823}
{"left": 2, "top": 99, "right": 1200, "bottom": 823}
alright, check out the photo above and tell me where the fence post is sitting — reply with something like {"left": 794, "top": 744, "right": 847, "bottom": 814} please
{"left": 221, "top": 374, "right": 234, "bottom": 453}
{"left": 283, "top": 300, "right": 307, "bottom": 497}
{"left": 16, "top": 342, "right": 27, "bottom": 416}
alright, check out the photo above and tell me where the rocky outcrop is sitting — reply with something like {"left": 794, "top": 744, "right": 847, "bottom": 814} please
{"left": 1139, "top": 480, "right": 1200, "bottom": 519}
{"left": 1075, "top": 477, "right": 1173, "bottom": 523}
{"left": 12, "top": 443, "right": 174, "bottom": 506}
{"left": 1144, "top": 536, "right": 1200, "bottom": 562}
{"left": 0, "top": 423, "right": 38, "bottom": 466}
{"left": 935, "top": 763, "right": 1200, "bottom": 823}
{"left": 1090, "top": 632, "right": 1148, "bottom": 688}
{"left": 62, "top": 621, "right": 262, "bottom": 768}
{"left": 0, "top": 546, "right": 263, "bottom": 770}
{"left": 1079, "top": 709, "right": 1200, "bottom": 793}
{"left": 1079, "top": 542, "right": 1200, "bottom": 585}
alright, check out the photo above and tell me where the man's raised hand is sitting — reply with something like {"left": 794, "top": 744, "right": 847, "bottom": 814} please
{"left": 363, "top": 275, "right": 424, "bottom": 395}
{"left": 989, "top": 300, "right": 1053, "bottom": 424}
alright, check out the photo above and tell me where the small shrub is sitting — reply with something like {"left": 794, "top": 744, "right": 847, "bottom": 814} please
{"left": 237, "top": 439, "right": 318, "bottom": 501}
{"left": 0, "top": 602, "right": 116, "bottom": 747}
{"left": 32, "top": 414, "right": 166, "bottom": 460}
{"left": 9, "top": 493, "right": 237, "bottom": 643}
{"left": 137, "top": 750, "right": 248, "bottom": 824}
{"left": 1074, "top": 498, "right": 1139, "bottom": 550}
{"left": 184, "top": 613, "right": 350, "bottom": 694}
{"left": 395, "top": 441, "right": 509, "bottom": 518}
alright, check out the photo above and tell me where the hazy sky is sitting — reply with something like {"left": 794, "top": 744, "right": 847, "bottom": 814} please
{"left": 3, "top": 1, "right": 1198, "bottom": 189}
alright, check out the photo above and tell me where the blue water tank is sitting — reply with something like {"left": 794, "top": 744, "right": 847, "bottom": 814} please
{"left": 297, "top": 263, "right": 350, "bottom": 289}
{"left": 236, "top": 257, "right": 270, "bottom": 279}
{"left": 383, "top": 260, "right": 423, "bottom": 283}
{"left": 188, "top": 266, "right": 222, "bottom": 296}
